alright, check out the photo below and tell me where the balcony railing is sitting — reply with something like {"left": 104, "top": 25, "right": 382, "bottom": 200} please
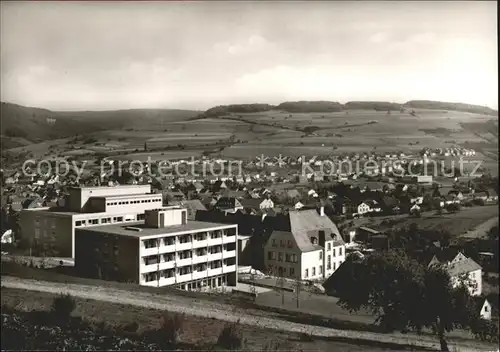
{"left": 176, "top": 241, "right": 192, "bottom": 251}
{"left": 223, "top": 250, "right": 236, "bottom": 258}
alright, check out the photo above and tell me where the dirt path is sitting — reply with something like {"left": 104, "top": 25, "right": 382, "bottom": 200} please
{"left": 1, "top": 276, "right": 494, "bottom": 352}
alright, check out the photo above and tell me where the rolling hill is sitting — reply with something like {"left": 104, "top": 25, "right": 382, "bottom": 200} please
{"left": 200, "top": 100, "right": 498, "bottom": 117}
{"left": 0, "top": 102, "right": 200, "bottom": 147}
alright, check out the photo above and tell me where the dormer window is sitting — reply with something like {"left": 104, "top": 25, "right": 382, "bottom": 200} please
{"left": 311, "top": 237, "right": 318, "bottom": 245}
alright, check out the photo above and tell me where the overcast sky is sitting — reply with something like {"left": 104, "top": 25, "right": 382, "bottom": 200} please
{"left": 1, "top": 1, "right": 497, "bottom": 111}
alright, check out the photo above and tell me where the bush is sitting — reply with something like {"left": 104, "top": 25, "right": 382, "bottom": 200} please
{"left": 299, "top": 332, "right": 314, "bottom": 341}
{"left": 160, "top": 311, "right": 184, "bottom": 344}
{"left": 122, "top": 321, "right": 139, "bottom": 333}
{"left": 51, "top": 293, "right": 75, "bottom": 323}
{"left": 217, "top": 320, "right": 246, "bottom": 350}
{"left": 472, "top": 319, "right": 499, "bottom": 342}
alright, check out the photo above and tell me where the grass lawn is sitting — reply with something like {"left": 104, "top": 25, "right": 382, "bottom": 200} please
{"left": 0, "top": 287, "right": 422, "bottom": 351}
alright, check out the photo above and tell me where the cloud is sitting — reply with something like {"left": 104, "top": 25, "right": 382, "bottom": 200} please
{"left": 369, "top": 32, "right": 388, "bottom": 43}
{"left": 213, "top": 35, "right": 272, "bottom": 55}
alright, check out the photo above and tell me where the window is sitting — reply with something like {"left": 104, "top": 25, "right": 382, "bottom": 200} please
{"left": 272, "top": 239, "right": 277, "bottom": 247}
{"left": 290, "top": 267, "right": 295, "bottom": 276}
{"left": 319, "top": 265, "right": 323, "bottom": 274}
{"left": 291, "top": 254, "right": 298, "bottom": 263}
{"left": 312, "top": 267, "right": 316, "bottom": 276}
{"left": 285, "top": 253, "right": 291, "bottom": 262}
{"left": 278, "top": 252, "right": 283, "bottom": 262}
{"left": 268, "top": 251, "right": 274, "bottom": 260}
{"left": 143, "top": 239, "right": 157, "bottom": 249}
{"left": 280, "top": 240, "right": 284, "bottom": 247}
{"left": 333, "top": 248, "right": 336, "bottom": 257}
{"left": 75, "top": 221, "right": 83, "bottom": 227}
{"left": 333, "top": 262, "right": 336, "bottom": 270}
{"left": 116, "top": 216, "right": 123, "bottom": 222}
{"left": 164, "top": 237, "right": 175, "bottom": 246}
{"left": 327, "top": 243, "right": 331, "bottom": 251}
{"left": 339, "top": 247, "right": 343, "bottom": 256}
{"left": 179, "top": 235, "right": 191, "bottom": 244}
{"left": 327, "top": 255, "right": 331, "bottom": 270}
{"left": 305, "top": 269, "right": 309, "bottom": 278}
{"left": 319, "top": 251, "right": 323, "bottom": 260}
{"left": 484, "top": 306, "right": 489, "bottom": 312}
{"left": 287, "top": 240, "right": 292, "bottom": 248}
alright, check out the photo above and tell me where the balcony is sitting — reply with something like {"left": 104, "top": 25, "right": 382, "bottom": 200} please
{"left": 223, "top": 235, "right": 237, "bottom": 244}
{"left": 158, "top": 277, "right": 176, "bottom": 287}
{"left": 140, "top": 263, "right": 160, "bottom": 274}
{"left": 141, "top": 280, "right": 159, "bottom": 287}
{"left": 158, "top": 261, "right": 176, "bottom": 271}
{"left": 159, "top": 243, "right": 176, "bottom": 254}
{"left": 192, "top": 270, "right": 208, "bottom": 280}
{"left": 208, "top": 267, "right": 223, "bottom": 277}
{"left": 223, "top": 264, "right": 237, "bottom": 273}
{"left": 207, "top": 237, "right": 223, "bottom": 246}
{"left": 192, "top": 255, "right": 208, "bottom": 265}
{"left": 207, "top": 252, "right": 223, "bottom": 262}
{"left": 223, "top": 250, "right": 236, "bottom": 258}
{"left": 176, "top": 273, "right": 192, "bottom": 283}
{"left": 192, "top": 239, "right": 208, "bottom": 249}
{"left": 176, "top": 241, "right": 192, "bottom": 251}
{"left": 177, "top": 257, "right": 192, "bottom": 267}
{"left": 141, "top": 246, "right": 159, "bottom": 257}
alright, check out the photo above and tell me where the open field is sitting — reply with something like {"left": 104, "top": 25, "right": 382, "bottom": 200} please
{"left": 370, "top": 205, "right": 499, "bottom": 236}
{"left": 3, "top": 104, "right": 497, "bottom": 176}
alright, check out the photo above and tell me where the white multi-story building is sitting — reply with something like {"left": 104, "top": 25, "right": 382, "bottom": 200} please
{"left": 263, "top": 209, "right": 345, "bottom": 281}
{"left": 74, "top": 207, "right": 238, "bottom": 290}
{"left": 19, "top": 185, "right": 163, "bottom": 258}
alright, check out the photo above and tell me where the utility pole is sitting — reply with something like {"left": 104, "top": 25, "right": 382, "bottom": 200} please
{"left": 276, "top": 271, "right": 285, "bottom": 306}
{"left": 294, "top": 274, "right": 302, "bottom": 309}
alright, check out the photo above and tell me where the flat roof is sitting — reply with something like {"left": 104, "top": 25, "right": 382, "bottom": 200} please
{"left": 69, "top": 184, "right": 151, "bottom": 190}
{"left": 92, "top": 193, "right": 162, "bottom": 200}
{"left": 76, "top": 220, "right": 237, "bottom": 238}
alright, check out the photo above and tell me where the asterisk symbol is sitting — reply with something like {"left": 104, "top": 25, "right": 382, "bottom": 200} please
{"left": 256, "top": 154, "right": 268, "bottom": 168}
{"left": 274, "top": 154, "right": 286, "bottom": 167}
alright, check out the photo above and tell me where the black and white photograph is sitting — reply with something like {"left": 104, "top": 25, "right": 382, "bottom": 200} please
{"left": 0, "top": 1, "right": 498, "bottom": 351}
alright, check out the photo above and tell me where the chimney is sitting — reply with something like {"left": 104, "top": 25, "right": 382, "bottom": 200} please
{"left": 319, "top": 230, "right": 326, "bottom": 247}
{"left": 320, "top": 206, "right": 325, "bottom": 217}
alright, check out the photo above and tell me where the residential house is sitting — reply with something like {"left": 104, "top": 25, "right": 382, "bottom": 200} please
{"left": 410, "top": 196, "right": 424, "bottom": 205}
{"left": 474, "top": 297, "right": 492, "bottom": 320}
{"left": 294, "top": 201, "right": 305, "bottom": 210}
{"left": 264, "top": 209, "right": 345, "bottom": 281}
{"left": 428, "top": 251, "right": 482, "bottom": 296}
{"left": 240, "top": 198, "right": 274, "bottom": 212}
{"left": 410, "top": 204, "right": 421, "bottom": 214}
{"left": 214, "top": 197, "right": 244, "bottom": 213}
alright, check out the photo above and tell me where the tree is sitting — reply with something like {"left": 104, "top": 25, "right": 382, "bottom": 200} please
{"left": 51, "top": 293, "right": 76, "bottom": 324}
{"left": 446, "top": 203, "right": 461, "bottom": 213}
{"left": 332, "top": 250, "right": 484, "bottom": 351}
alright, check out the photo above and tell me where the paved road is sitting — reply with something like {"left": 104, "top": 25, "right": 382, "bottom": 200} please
{"left": 1, "top": 276, "right": 494, "bottom": 352}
